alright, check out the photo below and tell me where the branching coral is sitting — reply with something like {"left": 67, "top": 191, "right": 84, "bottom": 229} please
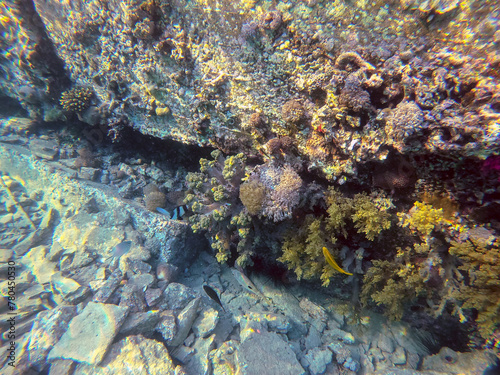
{"left": 185, "top": 150, "right": 251, "bottom": 264}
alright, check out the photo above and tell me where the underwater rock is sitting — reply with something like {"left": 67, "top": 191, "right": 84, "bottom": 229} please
{"left": 377, "top": 333, "right": 396, "bottom": 353}
{"left": 92, "top": 270, "right": 123, "bottom": 303}
{"left": 51, "top": 272, "right": 85, "bottom": 300}
{"left": 48, "top": 302, "right": 129, "bottom": 365}
{"left": 299, "top": 298, "right": 328, "bottom": 333}
{"left": 303, "top": 346, "right": 332, "bottom": 375}
{"left": 155, "top": 310, "right": 177, "bottom": 343}
{"left": 72, "top": 335, "right": 177, "bottom": 375}
{"left": 145, "top": 288, "right": 162, "bottom": 307}
{"left": 210, "top": 340, "right": 238, "bottom": 374}
{"left": 171, "top": 345, "right": 195, "bottom": 364}
{"left": 391, "top": 346, "right": 407, "bottom": 366}
{"left": 169, "top": 297, "right": 201, "bottom": 347}
{"left": 78, "top": 167, "right": 100, "bottom": 181}
{"left": 28, "top": 306, "right": 77, "bottom": 371}
{"left": 421, "top": 346, "right": 498, "bottom": 374}
{"left": 159, "top": 282, "right": 196, "bottom": 311}
{"left": 236, "top": 330, "right": 305, "bottom": 375}
{"left": 118, "top": 311, "right": 162, "bottom": 336}
{"left": 192, "top": 307, "right": 219, "bottom": 338}
{"left": 48, "top": 359, "right": 76, "bottom": 375}
{"left": 119, "top": 283, "right": 147, "bottom": 313}
{"left": 322, "top": 327, "right": 355, "bottom": 345}
{"left": 185, "top": 334, "right": 216, "bottom": 375}
{"left": 21, "top": 245, "right": 56, "bottom": 284}
{"left": 29, "top": 138, "right": 59, "bottom": 160}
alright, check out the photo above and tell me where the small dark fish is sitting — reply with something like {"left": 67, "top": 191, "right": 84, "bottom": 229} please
{"left": 109, "top": 240, "right": 132, "bottom": 258}
{"left": 203, "top": 284, "right": 225, "bottom": 312}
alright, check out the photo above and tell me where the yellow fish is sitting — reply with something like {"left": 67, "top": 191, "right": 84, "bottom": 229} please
{"left": 323, "top": 247, "right": 353, "bottom": 276}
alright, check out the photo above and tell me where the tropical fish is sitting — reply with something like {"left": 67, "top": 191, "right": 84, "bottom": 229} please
{"left": 203, "top": 285, "right": 225, "bottom": 312}
{"left": 322, "top": 247, "right": 353, "bottom": 276}
{"left": 156, "top": 207, "right": 171, "bottom": 218}
{"left": 171, "top": 205, "right": 187, "bottom": 220}
{"left": 108, "top": 240, "right": 132, "bottom": 259}
{"left": 156, "top": 205, "right": 187, "bottom": 220}
{"left": 231, "top": 268, "right": 267, "bottom": 299}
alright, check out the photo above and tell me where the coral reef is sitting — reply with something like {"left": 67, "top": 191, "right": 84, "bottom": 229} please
{"left": 60, "top": 87, "right": 94, "bottom": 112}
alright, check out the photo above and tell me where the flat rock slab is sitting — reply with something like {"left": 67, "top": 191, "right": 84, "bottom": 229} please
{"left": 236, "top": 330, "right": 305, "bottom": 375}
{"left": 73, "top": 335, "right": 177, "bottom": 375}
{"left": 48, "top": 302, "right": 129, "bottom": 365}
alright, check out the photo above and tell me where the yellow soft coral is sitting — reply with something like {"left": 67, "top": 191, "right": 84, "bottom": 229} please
{"left": 398, "top": 201, "right": 444, "bottom": 238}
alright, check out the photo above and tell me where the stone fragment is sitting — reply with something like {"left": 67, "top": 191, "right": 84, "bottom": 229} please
{"left": 322, "top": 327, "right": 355, "bottom": 345}
{"left": 48, "top": 302, "right": 129, "bottom": 365}
{"left": 73, "top": 335, "right": 176, "bottom": 375}
{"left": 171, "top": 345, "right": 195, "bottom": 364}
{"left": 236, "top": 330, "right": 305, "bottom": 375}
{"left": 118, "top": 311, "right": 162, "bottom": 336}
{"left": 299, "top": 298, "right": 328, "bottom": 332}
{"left": 48, "top": 359, "right": 76, "bottom": 375}
{"left": 343, "top": 356, "right": 360, "bottom": 372}
{"left": 210, "top": 340, "right": 238, "bottom": 375}
{"left": 159, "top": 282, "right": 196, "bottom": 311}
{"left": 328, "top": 342, "right": 351, "bottom": 365}
{"left": 145, "top": 288, "right": 162, "bottom": 307}
{"left": 21, "top": 245, "right": 56, "bottom": 284}
{"left": 391, "top": 346, "right": 407, "bottom": 365}
{"left": 28, "top": 306, "right": 77, "bottom": 370}
{"left": 78, "top": 167, "right": 100, "bottom": 181}
{"left": 378, "top": 333, "right": 396, "bottom": 353}
{"left": 304, "top": 325, "right": 322, "bottom": 352}
{"left": 119, "top": 284, "right": 146, "bottom": 313}
{"left": 127, "top": 273, "right": 154, "bottom": 290}
{"left": 185, "top": 334, "right": 216, "bottom": 375}
{"left": 304, "top": 347, "right": 333, "bottom": 375}
{"left": 192, "top": 307, "right": 219, "bottom": 338}
{"left": 51, "top": 272, "right": 90, "bottom": 304}
{"left": 421, "top": 346, "right": 497, "bottom": 374}
{"left": 155, "top": 310, "right": 177, "bottom": 343}
{"left": 170, "top": 297, "right": 201, "bottom": 347}
{"left": 125, "top": 258, "right": 152, "bottom": 275}
{"left": 29, "top": 138, "right": 59, "bottom": 160}
{"left": 93, "top": 270, "right": 122, "bottom": 303}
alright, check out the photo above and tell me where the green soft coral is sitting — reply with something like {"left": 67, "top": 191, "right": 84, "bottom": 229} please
{"left": 449, "top": 236, "right": 500, "bottom": 338}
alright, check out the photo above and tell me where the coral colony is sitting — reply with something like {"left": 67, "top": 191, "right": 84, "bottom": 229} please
{"left": 1, "top": 0, "right": 500, "bottom": 373}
